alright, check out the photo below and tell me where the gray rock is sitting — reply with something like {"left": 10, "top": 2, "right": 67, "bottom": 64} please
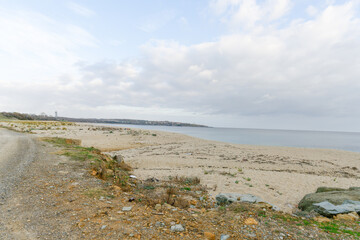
{"left": 221, "top": 234, "right": 231, "bottom": 240}
{"left": 155, "top": 221, "right": 165, "bottom": 227}
{"left": 298, "top": 187, "right": 360, "bottom": 214}
{"left": 313, "top": 200, "right": 360, "bottom": 217}
{"left": 101, "top": 225, "right": 107, "bottom": 230}
{"left": 122, "top": 206, "right": 132, "bottom": 212}
{"left": 170, "top": 224, "right": 185, "bottom": 232}
{"left": 216, "top": 193, "right": 263, "bottom": 205}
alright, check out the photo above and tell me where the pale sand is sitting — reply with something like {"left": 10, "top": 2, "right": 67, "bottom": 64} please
{"left": 2, "top": 121, "right": 360, "bottom": 213}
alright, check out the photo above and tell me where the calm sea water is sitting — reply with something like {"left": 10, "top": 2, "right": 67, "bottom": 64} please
{"left": 101, "top": 124, "right": 360, "bottom": 153}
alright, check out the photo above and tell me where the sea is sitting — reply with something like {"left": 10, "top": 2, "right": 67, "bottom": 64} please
{"left": 101, "top": 124, "right": 360, "bottom": 153}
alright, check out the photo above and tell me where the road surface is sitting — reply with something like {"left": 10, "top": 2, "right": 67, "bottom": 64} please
{"left": 0, "top": 128, "right": 37, "bottom": 202}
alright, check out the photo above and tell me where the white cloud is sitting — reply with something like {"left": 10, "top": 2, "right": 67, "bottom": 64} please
{"left": 2, "top": 1, "right": 360, "bottom": 130}
{"left": 210, "top": 0, "right": 292, "bottom": 29}
{"left": 0, "top": 9, "right": 96, "bottom": 84}
{"left": 68, "top": 2, "right": 95, "bottom": 17}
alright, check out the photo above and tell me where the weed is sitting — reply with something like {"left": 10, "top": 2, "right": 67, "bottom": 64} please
{"left": 172, "top": 176, "right": 200, "bottom": 185}
{"left": 257, "top": 210, "right": 267, "bottom": 217}
{"left": 84, "top": 188, "right": 106, "bottom": 198}
{"left": 220, "top": 171, "right": 237, "bottom": 177}
{"left": 204, "top": 170, "right": 215, "bottom": 175}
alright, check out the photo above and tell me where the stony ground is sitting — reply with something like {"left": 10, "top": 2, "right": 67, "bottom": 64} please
{"left": 0, "top": 137, "right": 358, "bottom": 239}
{"left": 0, "top": 122, "right": 359, "bottom": 239}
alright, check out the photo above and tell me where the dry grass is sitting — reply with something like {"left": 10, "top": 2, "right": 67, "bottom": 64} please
{"left": 137, "top": 175, "right": 210, "bottom": 210}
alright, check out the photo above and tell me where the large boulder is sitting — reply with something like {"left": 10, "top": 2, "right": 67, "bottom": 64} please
{"left": 298, "top": 187, "right": 360, "bottom": 217}
{"left": 313, "top": 200, "right": 360, "bottom": 217}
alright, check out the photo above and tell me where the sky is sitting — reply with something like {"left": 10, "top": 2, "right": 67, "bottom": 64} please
{"left": 1, "top": 0, "right": 360, "bottom": 131}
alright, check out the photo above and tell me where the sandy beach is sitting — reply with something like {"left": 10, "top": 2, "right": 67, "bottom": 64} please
{"left": 2, "top": 121, "right": 360, "bottom": 213}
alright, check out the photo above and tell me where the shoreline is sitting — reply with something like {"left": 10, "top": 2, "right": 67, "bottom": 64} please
{"left": 1, "top": 121, "right": 360, "bottom": 213}
{"left": 95, "top": 123, "right": 360, "bottom": 153}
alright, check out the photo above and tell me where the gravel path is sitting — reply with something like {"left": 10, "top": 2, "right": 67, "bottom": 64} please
{"left": 0, "top": 129, "right": 37, "bottom": 239}
{"left": 0, "top": 129, "right": 37, "bottom": 201}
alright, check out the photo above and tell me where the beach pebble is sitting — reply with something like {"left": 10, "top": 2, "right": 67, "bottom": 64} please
{"left": 122, "top": 206, "right": 132, "bottom": 212}
{"left": 170, "top": 224, "right": 185, "bottom": 232}
{"left": 220, "top": 234, "right": 230, "bottom": 240}
{"left": 204, "top": 232, "right": 215, "bottom": 239}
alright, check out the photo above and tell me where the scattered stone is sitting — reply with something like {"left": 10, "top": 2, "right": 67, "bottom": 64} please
{"left": 163, "top": 203, "right": 172, "bottom": 210}
{"left": 122, "top": 206, "right": 132, "bottom": 212}
{"left": 170, "top": 224, "right": 185, "bottom": 232}
{"left": 216, "top": 193, "right": 263, "bottom": 205}
{"left": 334, "top": 212, "right": 359, "bottom": 221}
{"left": 128, "top": 197, "right": 135, "bottom": 202}
{"left": 220, "top": 234, "right": 230, "bottom": 240}
{"left": 313, "top": 216, "right": 331, "bottom": 223}
{"left": 145, "top": 177, "right": 159, "bottom": 182}
{"left": 129, "top": 175, "right": 137, "bottom": 179}
{"left": 155, "top": 204, "right": 162, "bottom": 211}
{"left": 155, "top": 222, "right": 165, "bottom": 228}
{"left": 204, "top": 231, "right": 216, "bottom": 240}
{"left": 113, "top": 154, "right": 124, "bottom": 163}
{"left": 247, "top": 233, "right": 257, "bottom": 238}
{"left": 101, "top": 225, "right": 107, "bottom": 230}
{"left": 244, "top": 218, "right": 258, "bottom": 225}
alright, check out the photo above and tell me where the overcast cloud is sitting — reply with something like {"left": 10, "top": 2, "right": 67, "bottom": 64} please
{"left": 1, "top": 0, "right": 360, "bottom": 131}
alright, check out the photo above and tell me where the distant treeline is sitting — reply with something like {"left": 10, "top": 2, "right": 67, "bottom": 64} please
{"left": 0, "top": 112, "right": 208, "bottom": 127}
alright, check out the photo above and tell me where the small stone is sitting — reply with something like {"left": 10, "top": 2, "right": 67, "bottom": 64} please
{"left": 101, "top": 225, "right": 107, "bottom": 230}
{"left": 314, "top": 216, "right": 331, "bottom": 223}
{"left": 163, "top": 203, "right": 172, "bottom": 210}
{"left": 155, "top": 204, "right": 162, "bottom": 211}
{"left": 220, "top": 234, "right": 230, "bottom": 240}
{"left": 204, "top": 232, "right": 216, "bottom": 240}
{"left": 122, "top": 206, "right": 132, "bottom": 212}
{"left": 334, "top": 212, "right": 359, "bottom": 221}
{"left": 244, "top": 218, "right": 258, "bottom": 225}
{"left": 171, "top": 224, "right": 185, "bottom": 232}
{"left": 113, "top": 154, "right": 124, "bottom": 163}
{"left": 190, "top": 200, "right": 197, "bottom": 205}
{"left": 155, "top": 222, "right": 165, "bottom": 227}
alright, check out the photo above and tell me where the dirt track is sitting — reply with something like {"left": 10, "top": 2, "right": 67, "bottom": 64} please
{"left": 0, "top": 129, "right": 37, "bottom": 202}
